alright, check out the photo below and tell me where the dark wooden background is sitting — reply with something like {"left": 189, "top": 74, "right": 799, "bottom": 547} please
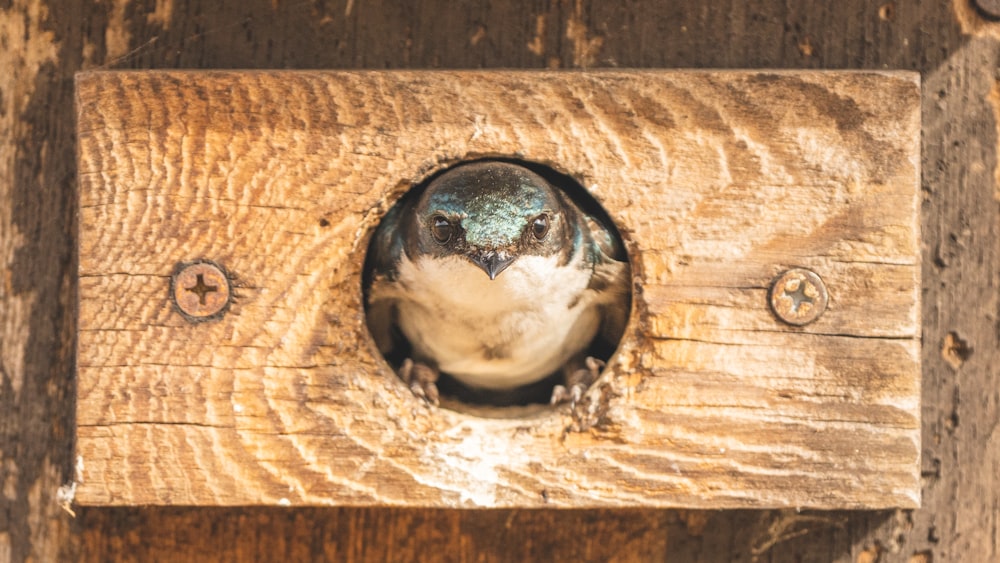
{"left": 2, "top": 0, "right": 996, "bottom": 561}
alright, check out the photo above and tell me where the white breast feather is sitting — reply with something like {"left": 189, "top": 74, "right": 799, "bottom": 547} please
{"left": 393, "top": 251, "right": 603, "bottom": 389}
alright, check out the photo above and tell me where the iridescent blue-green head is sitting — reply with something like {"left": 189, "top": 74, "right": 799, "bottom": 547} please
{"left": 405, "top": 161, "right": 578, "bottom": 279}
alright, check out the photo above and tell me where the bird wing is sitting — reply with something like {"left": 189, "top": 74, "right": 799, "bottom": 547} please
{"left": 365, "top": 203, "right": 407, "bottom": 355}
{"left": 583, "top": 215, "right": 631, "bottom": 346}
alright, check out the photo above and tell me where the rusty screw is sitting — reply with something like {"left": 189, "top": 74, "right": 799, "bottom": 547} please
{"left": 769, "top": 268, "right": 828, "bottom": 326}
{"left": 171, "top": 260, "right": 231, "bottom": 321}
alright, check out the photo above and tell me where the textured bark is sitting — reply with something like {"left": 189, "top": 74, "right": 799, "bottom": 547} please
{"left": 0, "top": 0, "right": 995, "bottom": 561}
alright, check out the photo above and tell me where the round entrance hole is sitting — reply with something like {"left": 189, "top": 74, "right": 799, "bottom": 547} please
{"left": 362, "top": 159, "right": 632, "bottom": 411}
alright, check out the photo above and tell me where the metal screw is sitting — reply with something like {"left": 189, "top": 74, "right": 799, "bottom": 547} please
{"left": 769, "top": 268, "right": 828, "bottom": 326}
{"left": 974, "top": 0, "right": 1000, "bottom": 20}
{"left": 171, "top": 260, "right": 231, "bottom": 321}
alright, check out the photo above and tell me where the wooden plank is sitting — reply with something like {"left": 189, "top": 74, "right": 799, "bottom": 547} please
{"left": 74, "top": 69, "right": 920, "bottom": 509}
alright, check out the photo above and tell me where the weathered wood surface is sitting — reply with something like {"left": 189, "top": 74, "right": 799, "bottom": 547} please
{"left": 3, "top": 0, "right": 997, "bottom": 561}
{"left": 75, "top": 70, "right": 920, "bottom": 509}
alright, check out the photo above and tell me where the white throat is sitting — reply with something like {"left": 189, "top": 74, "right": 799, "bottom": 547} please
{"left": 393, "top": 252, "right": 601, "bottom": 389}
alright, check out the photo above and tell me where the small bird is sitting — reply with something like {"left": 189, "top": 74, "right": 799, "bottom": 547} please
{"left": 366, "top": 161, "right": 629, "bottom": 406}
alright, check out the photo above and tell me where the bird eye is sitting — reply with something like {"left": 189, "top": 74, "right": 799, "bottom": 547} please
{"left": 430, "top": 215, "right": 453, "bottom": 244}
{"left": 530, "top": 214, "right": 550, "bottom": 240}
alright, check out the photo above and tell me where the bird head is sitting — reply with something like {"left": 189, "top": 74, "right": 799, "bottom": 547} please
{"left": 407, "top": 162, "right": 573, "bottom": 280}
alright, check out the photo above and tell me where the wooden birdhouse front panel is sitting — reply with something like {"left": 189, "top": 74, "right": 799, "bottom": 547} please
{"left": 75, "top": 70, "right": 920, "bottom": 508}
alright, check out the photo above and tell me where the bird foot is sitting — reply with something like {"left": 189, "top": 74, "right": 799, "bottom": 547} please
{"left": 550, "top": 356, "right": 605, "bottom": 406}
{"left": 399, "top": 358, "right": 440, "bottom": 406}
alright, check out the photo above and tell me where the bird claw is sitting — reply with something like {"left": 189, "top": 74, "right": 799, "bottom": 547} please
{"left": 550, "top": 356, "right": 605, "bottom": 406}
{"left": 399, "top": 358, "right": 440, "bottom": 406}
{"left": 550, "top": 383, "right": 584, "bottom": 406}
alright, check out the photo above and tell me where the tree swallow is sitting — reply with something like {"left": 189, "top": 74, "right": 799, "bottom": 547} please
{"left": 366, "top": 161, "right": 630, "bottom": 406}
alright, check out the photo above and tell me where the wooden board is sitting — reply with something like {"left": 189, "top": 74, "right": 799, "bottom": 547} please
{"left": 74, "top": 69, "right": 920, "bottom": 509}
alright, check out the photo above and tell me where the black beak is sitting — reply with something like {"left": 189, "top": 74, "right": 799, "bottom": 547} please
{"left": 470, "top": 250, "right": 515, "bottom": 280}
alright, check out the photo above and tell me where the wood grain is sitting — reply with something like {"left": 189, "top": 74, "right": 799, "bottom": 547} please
{"left": 75, "top": 70, "right": 920, "bottom": 509}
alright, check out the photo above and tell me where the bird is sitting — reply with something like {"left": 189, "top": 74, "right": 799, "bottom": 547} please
{"left": 365, "top": 161, "right": 630, "bottom": 406}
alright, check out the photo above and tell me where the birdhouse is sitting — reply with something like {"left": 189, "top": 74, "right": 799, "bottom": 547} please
{"left": 75, "top": 70, "right": 920, "bottom": 508}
